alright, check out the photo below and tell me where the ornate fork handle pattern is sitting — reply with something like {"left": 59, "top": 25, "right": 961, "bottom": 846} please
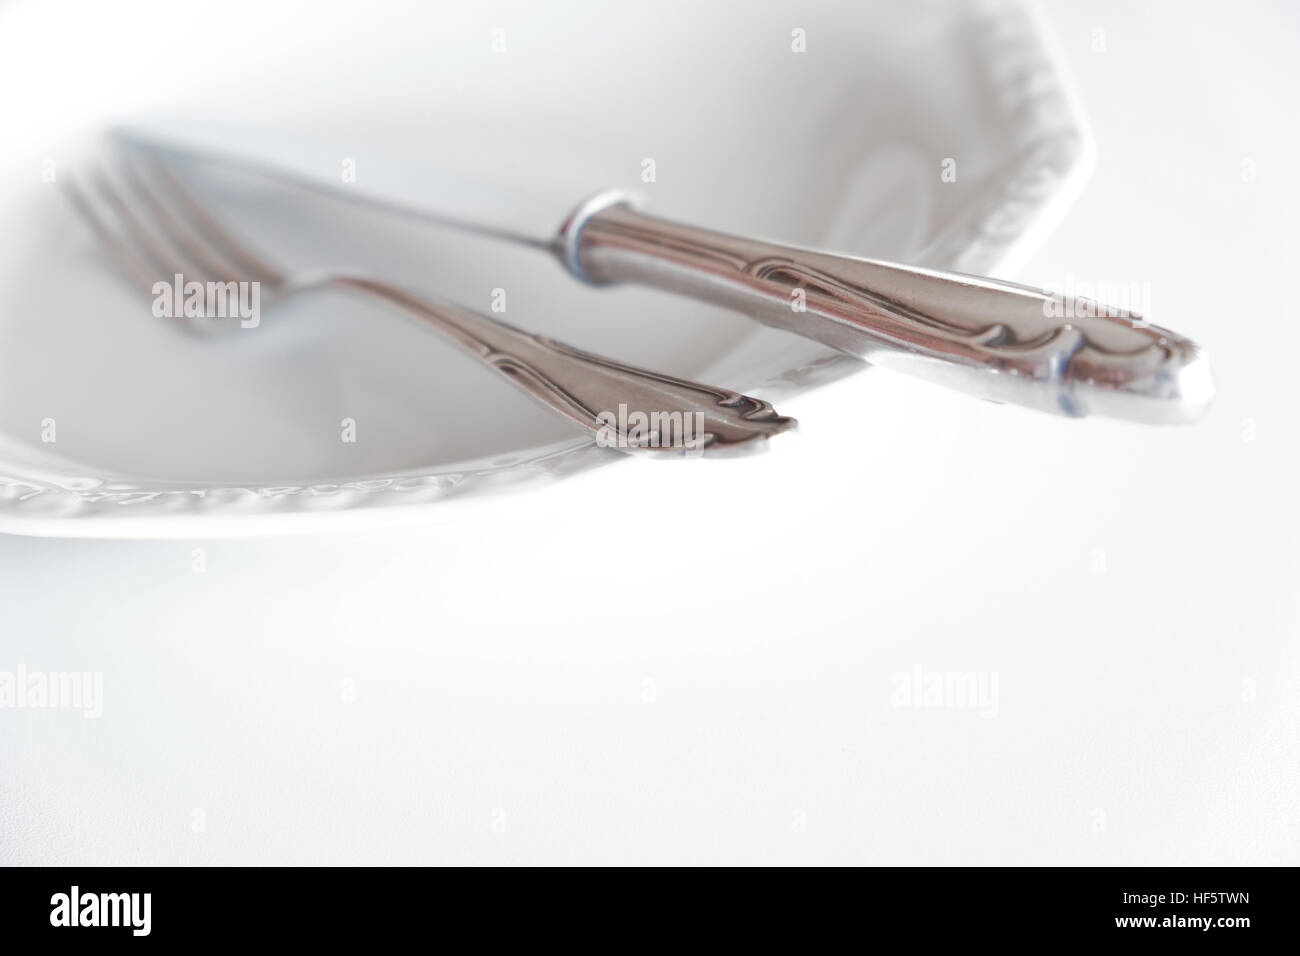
{"left": 319, "top": 277, "right": 796, "bottom": 456}
{"left": 566, "top": 201, "right": 1212, "bottom": 423}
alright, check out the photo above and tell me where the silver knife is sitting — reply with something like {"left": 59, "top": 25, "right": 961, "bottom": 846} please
{"left": 123, "top": 130, "right": 1212, "bottom": 425}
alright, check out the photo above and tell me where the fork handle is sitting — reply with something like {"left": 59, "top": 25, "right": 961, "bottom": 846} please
{"left": 326, "top": 277, "right": 794, "bottom": 456}
{"left": 563, "top": 199, "right": 1212, "bottom": 424}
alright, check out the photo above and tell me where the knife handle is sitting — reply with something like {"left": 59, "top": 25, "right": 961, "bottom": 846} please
{"left": 559, "top": 197, "right": 1212, "bottom": 423}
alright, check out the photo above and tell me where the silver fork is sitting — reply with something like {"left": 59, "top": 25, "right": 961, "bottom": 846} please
{"left": 62, "top": 139, "right": 796, "bottom": 457}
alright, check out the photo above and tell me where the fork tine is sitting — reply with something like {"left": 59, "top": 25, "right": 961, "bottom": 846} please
{"left": 94, "top": 167, "right": 198, "bottom": 282}
{"left": 120, "top": 140, "right": 288, "bottom": 288}
{"left": 114, "top": 146, "right": 266, "bottom": 289}
{"left": 71, "top": 167, "right": 231, "bottom": 338}
{"left": 62, "top": 174, "right": 168, "bottom": 297}
{"left": 65, "top": 141, "right": 288, "bottom": 333}
{"left": 66, "top": 169, "right": 223, "bottom": 338}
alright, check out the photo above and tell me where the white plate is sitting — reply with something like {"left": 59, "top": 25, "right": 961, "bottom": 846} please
{"left": 0, "top": 0, "right": 1091, "bottom": 537}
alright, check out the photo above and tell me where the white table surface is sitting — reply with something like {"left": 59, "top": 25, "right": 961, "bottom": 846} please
{"left": 2, "top": 0, "right": 1296, "bottom": 865}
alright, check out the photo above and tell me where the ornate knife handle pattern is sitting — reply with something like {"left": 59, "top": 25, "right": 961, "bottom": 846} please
{"left": 563, "top": 200, "right": 1212, "bottom": 423}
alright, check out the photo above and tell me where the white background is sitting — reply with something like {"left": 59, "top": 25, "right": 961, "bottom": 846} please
{"left": 2, "top": 0, "right": 1297, "bottom": 865}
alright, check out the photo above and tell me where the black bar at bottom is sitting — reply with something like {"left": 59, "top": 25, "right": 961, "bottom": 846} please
{"left": 0, "top": 865, "right": 1288, "bottom": 943}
